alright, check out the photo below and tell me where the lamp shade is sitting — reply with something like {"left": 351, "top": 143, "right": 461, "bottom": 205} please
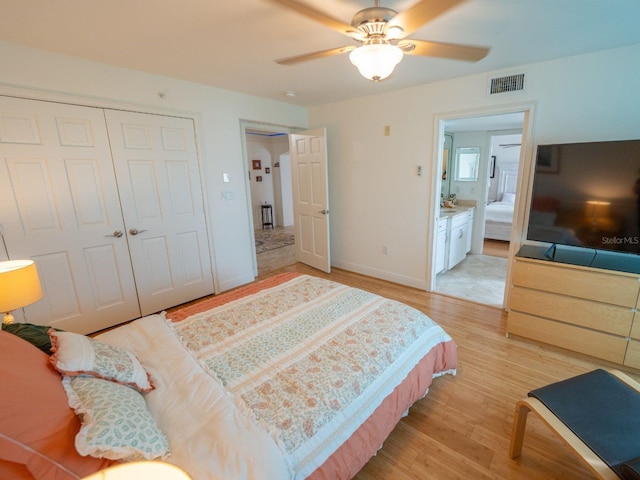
{"left": 81, "top": 461, "right": 192, "bottom": 480}
{"left": 585, "top": 200, "right": 611, "bottom": 219}
{"left": 0, "top": 260, "right": 43, "bottom": 314}
{"left": 349, "top": 43, "right": 403, "bottom": 82}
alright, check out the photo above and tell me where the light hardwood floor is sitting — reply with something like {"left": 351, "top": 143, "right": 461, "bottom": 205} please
{"left": 260, "top": 262, "right": 638, "bottom": 480}
{"left": 483, "top": 239, "right": 510, "bottom": 258}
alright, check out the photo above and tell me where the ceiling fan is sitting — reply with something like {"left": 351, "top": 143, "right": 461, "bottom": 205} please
{"left": 266, "top": 0, "right": 490, "bottom": 82}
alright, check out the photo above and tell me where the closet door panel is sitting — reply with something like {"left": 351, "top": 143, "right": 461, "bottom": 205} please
{"left": 6, "top": 157, "right": 60, "bottom": 233}
{"left": 0, "top": 96, "right": 140, "bottom": 333}
{"left": 105, "top": 110, "right": 213, "bottom": 316}
{"left": 31, "top": 251, "right": 81, "bottom": 320}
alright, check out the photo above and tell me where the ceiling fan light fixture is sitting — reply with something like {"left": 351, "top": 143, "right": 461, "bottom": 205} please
{"left": 349, "top": 43, "right": 403, "bottom": 82}
{"left": 385, "top": 25, "right": 404, "bottom": 40}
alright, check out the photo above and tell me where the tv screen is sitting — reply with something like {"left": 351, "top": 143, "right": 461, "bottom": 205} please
{"left": 527, "top": 139, "right": 640, "bottom": 254}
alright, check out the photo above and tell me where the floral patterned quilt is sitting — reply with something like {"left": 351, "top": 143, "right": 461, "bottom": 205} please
{"left": 171, "top": 274, "right": 454, "bottom": 478}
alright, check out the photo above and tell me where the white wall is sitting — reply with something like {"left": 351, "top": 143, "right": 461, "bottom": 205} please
{"left": 278, "top": 154, "right": 294, "bottom": 227}
{"left": 269, "top": 136, "right": 293, "bottom": 227}
{"left": 0, "top": 41, "right": 307, "bottom": 292}
{"left": 309, "top": 43, "right": 640, "bottom": 289}
{"left": 3, "top": 40, "right": 639, "bottom": 293}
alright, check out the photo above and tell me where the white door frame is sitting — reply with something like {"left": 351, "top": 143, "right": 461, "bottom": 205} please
{"left": 427, "top": 102, "right": 538, "bottom": 307}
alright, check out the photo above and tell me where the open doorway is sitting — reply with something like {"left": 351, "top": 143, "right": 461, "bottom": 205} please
{"left": 243, "top": 126, "right": 296, "bottom": 276}
{"left": 432, "top": 109, "right": 529, "bottom": 307}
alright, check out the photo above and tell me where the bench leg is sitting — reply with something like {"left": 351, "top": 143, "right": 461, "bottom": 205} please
{"left": 509, "top": 399, "right": 531, "bottom": 458}
{"left": 508, "top": 397, "right": 619, "bottom": 480}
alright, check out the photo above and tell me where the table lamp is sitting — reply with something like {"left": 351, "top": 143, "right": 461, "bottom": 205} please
{"left": 81, "top": 461, "right": 192, "bottom": 480}
{"left": 0, "top": 259, "right": 43, "bottom": 324}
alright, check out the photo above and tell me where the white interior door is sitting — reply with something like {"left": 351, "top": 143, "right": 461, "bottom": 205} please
{"left": 0, "top": 96, "right": 140, "bottom": 333}
{"left": 289, "top": 128, "right": 330, "bottom": 273}
{"left": 105, "top": 110, "right": 213, "bottom": 315}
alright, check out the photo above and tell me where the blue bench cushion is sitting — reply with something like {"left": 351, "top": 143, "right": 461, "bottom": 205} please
{"left": 529, "top": 369, "right": 640, "bottom": 478}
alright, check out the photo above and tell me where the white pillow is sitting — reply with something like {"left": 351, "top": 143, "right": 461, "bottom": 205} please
{"left": 501, "top": 192, "right": 516, "bottom": 204}
{"left": 63, "top": 376, "right": 169, "bottom": 461}
{"left": 49, "top": 330, "right": 154, "bottom": 392}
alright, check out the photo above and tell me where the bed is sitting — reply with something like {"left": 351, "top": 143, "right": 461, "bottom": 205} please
{"left": 484, "top": 164, "right": 518, "bottom": 241}
{"left": 0, "top": 272, "right": 457, "bottom": 480}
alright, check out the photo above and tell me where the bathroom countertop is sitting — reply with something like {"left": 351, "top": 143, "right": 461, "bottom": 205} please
{"left": 439, "top": 205, "right": 474, "bottom": 216}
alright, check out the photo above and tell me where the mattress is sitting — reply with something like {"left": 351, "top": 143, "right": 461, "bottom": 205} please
{"left": 96, "top": 273, "right": 457, "bottom": 480}
{"left": 485, "top": 201, "right": 515, "bottom": 223}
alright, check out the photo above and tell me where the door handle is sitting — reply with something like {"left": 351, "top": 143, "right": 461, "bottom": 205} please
{"left": 318, "top": 209, "right": 329, "bottom": 215}
{"left": 105, "top": 230, "right": 124, "bottom": 238}
{"left": 129, "top": 228, "right": 147, "bottom": 236}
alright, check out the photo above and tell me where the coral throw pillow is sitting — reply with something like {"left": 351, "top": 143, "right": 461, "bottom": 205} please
{"left": 0, "top": 330, "right": 113, "bottom": 480}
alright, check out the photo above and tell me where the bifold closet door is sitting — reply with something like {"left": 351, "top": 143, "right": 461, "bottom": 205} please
{"left": 0, "top": 96, "right": 140, "bottom": 333}
{"left": 104, "top": 110, "right": 214, "bottom": 316}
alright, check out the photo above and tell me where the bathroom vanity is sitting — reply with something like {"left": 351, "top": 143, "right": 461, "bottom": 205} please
{"left": 436, "top": 206, "right": 475, "bottom": 274}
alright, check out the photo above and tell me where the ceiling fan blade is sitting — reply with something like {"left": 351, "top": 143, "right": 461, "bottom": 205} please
{"left": 401, "top": 39, "right": 489, "bottom": 62}
{"left": 265, "top": 0, "right": 356, "bottom": 37}
{"left": 275, "top": 46, "right": 356, "bottom": 65}
{"left": 388, "top": 0, "right": 467, "bottom": 38}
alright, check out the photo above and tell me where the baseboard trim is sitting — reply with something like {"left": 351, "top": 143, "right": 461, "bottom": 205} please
{"left": 331, "top": 259, "right": 427, "bottom": 290}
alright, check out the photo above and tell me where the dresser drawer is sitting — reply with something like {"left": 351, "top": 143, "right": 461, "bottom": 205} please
{"left": 509, "top": 286, "right": 633, "bottom": 336}
{"left": 508, "top": 311, "right": 627, "bottom": 364}
{"left": 512, "top": 260, "right": 640, "bottom": 307}
{"left": 624, "top": 340, "right": 640, "bottom": 369}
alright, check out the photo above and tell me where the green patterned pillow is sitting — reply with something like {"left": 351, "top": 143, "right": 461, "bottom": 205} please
{"left": 62, "top": 376, "right": 169, "bottom": 461}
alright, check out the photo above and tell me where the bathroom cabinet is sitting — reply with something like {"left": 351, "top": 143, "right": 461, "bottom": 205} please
{"left": 437, "top": 207, "right": 475, "bottom": 273}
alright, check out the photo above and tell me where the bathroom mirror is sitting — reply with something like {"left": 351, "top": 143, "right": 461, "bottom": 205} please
{"left": 454, "top": 147, "right": 480, "bottom": 181}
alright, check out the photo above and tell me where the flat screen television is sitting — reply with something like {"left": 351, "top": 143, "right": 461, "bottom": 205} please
{"left": 526, "top": 139, "right": 640, "bottom": 255}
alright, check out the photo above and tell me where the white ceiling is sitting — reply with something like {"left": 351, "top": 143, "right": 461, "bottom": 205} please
{"left": 2, "top": 0, "right": 640, "bottom": 107}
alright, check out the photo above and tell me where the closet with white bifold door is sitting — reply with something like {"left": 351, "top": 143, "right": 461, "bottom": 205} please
{"left": 0, "top": 96, "right": 214, "bottom": 334}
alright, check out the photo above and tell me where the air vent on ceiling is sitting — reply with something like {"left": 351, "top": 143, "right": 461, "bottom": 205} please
{"left": 488, "top": 73, "right": 525, "bottom": 95}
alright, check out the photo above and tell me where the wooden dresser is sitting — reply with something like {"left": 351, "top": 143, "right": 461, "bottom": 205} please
{"left": 507, "top": 247, "right": 640, "bottom": 369}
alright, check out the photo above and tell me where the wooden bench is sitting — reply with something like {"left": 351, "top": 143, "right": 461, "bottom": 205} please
{"left": 509, "top": 369, "right": 640, "bottom": 479}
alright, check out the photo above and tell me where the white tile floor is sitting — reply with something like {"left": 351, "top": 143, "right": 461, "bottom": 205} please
{"left": 435, "top": 254, "right": 508, "bottom": 308}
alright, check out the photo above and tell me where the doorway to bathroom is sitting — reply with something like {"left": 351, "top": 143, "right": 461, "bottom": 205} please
{"left": 433, "top": 110, "right": 528, "bottom": 307}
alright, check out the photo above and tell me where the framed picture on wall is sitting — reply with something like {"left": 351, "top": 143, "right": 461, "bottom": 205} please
{"left": 252, "top": 159, "right": 262, "bottom": 170}
{"left": 536, "top": 145, "right": 560, "bottom": 173}
{"left": 256, "top": 176, "right": 263, "bottom": 182}
{"left": 265, "top": 167, "right": 270, "bottom": 174}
